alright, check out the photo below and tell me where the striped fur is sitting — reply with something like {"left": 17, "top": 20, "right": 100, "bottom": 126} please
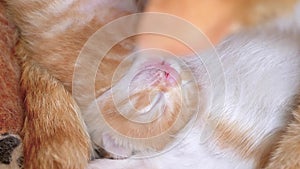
{"left": 2, "top": 0, "right": 300, "bottom": 169}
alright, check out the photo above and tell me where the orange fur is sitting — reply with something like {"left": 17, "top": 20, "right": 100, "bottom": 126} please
{"left": 210, "top": 119, "right": 282, "bottom": 168}
{"left": 100, "top": 90, "right": 183, "bottom": 150}
{"left": 4, "top": 0, "right": 138, "bottom": 168}
{"left": 2, "top": 0, "right": 300, "bottom": 168}
{"left": 264, "top": 100, "right": 300, "bottom": 169}
{"left": 0, "top": 2, "right": 24, "bottom": 168}
{"left": 19, "top": 56, "right": 90, "bottom": 169}
{"left": 0, "top": 0, "right": 23, "bottom": 136}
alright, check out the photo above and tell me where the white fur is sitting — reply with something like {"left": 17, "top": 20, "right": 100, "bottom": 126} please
{"left": 86, "top": 3, "right": 300, "bottom": 169}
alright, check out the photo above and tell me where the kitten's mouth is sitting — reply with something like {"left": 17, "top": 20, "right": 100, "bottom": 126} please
{"left": 144, "top": 61, "right": 181, "bottom": 88}
{"left": 135, "top": 61, "right": 182, "bottom": 90}
{"left": 126, "top": 61, "right": 182, "bottom": 123}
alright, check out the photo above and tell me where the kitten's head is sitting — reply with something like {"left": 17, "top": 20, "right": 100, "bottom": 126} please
{"left": 95, "top": 51, "right": 200, "bottom": 157}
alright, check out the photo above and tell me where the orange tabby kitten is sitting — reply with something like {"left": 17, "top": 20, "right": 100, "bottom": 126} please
{"left": 89, "top": 2, "right": 300, "bottom": 169}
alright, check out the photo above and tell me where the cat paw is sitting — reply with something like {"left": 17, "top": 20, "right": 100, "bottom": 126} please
{"left": 22, "top": 130, "right": 91, "bottom": 169}
{"left": 92, "top": 133, "right": 133, "bottom": 160}
{"left": 0, "top": 133, "right": 23, "bottom": 169}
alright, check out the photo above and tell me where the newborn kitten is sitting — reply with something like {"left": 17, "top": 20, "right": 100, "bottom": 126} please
{"left": 88, "top": 4, "right": 300, "bottom": 169}
{"left": 86, "top": 51, "right": 199, "bottom": 158}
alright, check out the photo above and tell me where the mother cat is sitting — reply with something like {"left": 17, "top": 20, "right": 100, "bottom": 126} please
{"left": 3, "top": 0, "right": 300, "bottom": 169}
{"left": 3, "top": 0, "right": 144, "bottom": 168}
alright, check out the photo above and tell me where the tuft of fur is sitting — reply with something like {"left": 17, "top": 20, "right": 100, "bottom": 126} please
{"left": 18, "top": 56, "right": 91, "bottom": 169}
{"left": 264, "top": 100, "right": 300, "bottom": 169}
{"left": 0, "top": 0, "right": 23, "bottom": 138}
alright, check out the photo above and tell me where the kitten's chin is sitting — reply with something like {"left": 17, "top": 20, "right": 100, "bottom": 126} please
{"left": 134, "top": 91, "right": 163, "bottom": 122}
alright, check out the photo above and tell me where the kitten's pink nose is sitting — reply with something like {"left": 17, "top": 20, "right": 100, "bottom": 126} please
{"left": 146, "top": 62, "right": 181, "bottom": 88}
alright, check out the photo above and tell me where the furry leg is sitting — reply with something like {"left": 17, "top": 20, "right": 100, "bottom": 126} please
{"left": 20, "top": 55, "right": 91, "bottom": 169}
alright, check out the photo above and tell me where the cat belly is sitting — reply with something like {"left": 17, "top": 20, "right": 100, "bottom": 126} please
{"left": 183, "top": 27, "right": 300, "bottom": 168}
